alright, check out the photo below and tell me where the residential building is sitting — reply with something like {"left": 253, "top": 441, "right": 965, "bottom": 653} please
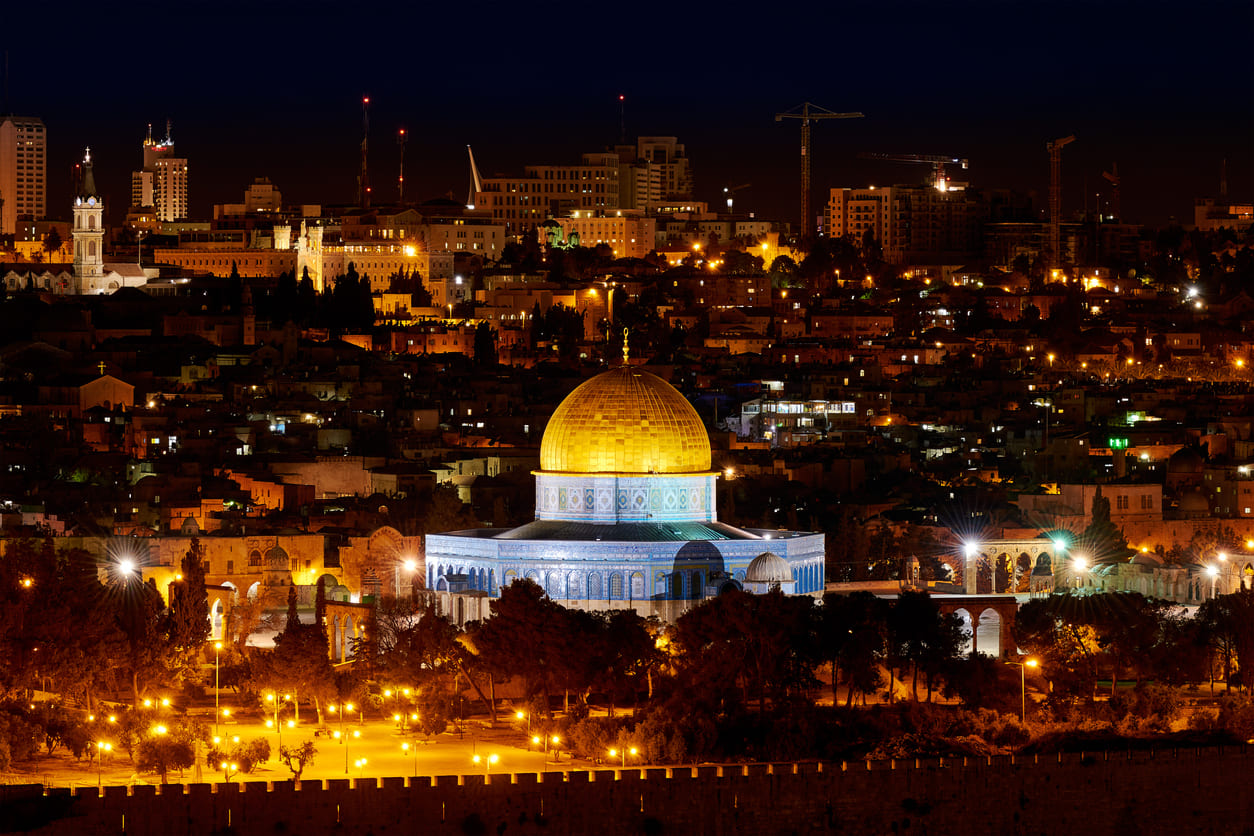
{"left": 475, "top": 153, "right": 620, "bottom": 235}
{"left": 0, "top": 116, "right": 46, "bottom": 236}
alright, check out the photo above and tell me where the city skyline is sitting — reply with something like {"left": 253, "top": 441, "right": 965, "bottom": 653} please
{"left": 2, "top": 0, "right": 1250, "bottom": 228}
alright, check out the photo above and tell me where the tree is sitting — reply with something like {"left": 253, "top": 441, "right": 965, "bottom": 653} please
{"left": 820, "top": 591, "right": 886, "bottom": 706}
{"left": 271, "top": 588, "right": 334, "bottom": 722}
{"left": 1084, "top": 485, "right": 1135, "bottom": 565}
{"left": 887, "top": 591, "right": 967, "bottom": 701}
{"left": 279, "top": 741, "right": 317, "bottom": 780}
{"left": 136, "top": 731, "right": 194, "bottom": 787}
{"left": 670, "top": 589, "right": 819, "bottom": 714}
{"left": 41, "top": 229, "right": 62, "bottom": 263}
{"left": 473, "top": 321, "right": 497, "bottom": 366}
{"left": 115, "top": 577, "right": 178, "bottom": 707}
{"left": 167, "top": 539, "right": 210, "bottom": 660}
{"left": 470, "top": 579, "right": 567, "bottom": 716}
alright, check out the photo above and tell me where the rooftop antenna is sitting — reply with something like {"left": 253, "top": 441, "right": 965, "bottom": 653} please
{"left": 618, "top": 94, "right": 625, "bottom": 144}
{"left": 397, "top": 128, "right": 407, "bottom": 204}
{"left": 358, "top": 96, "right": 371, "bottom": 208}
{"left": 164, "top": 118, "right": 172, "bottom": 145}
{"left": 466, "top": 145, "right": 483, "bottom": 209}
{"left": 145, "top": 123, "right": 153, "bottom": 144}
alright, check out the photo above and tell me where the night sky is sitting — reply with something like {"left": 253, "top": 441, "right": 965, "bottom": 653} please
{"left": 5, "top": 0, "right": 1251, "bottom": 228}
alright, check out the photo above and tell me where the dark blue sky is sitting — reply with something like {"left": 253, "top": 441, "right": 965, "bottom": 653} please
{"left": 6, "top": 0, "right": 1251, "bottom": 227}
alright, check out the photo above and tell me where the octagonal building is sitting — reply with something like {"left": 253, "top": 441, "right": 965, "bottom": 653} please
{"left": 424, "top": 365, "right": 825, "bottom": 621}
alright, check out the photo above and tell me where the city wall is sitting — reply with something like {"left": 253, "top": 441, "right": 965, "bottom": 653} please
{"left": 4, "top": 748, "right": 1254, "bottom": 835}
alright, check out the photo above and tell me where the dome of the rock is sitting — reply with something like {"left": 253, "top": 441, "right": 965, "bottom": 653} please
{"left": 539, "top": 367, "right": 711, "bottom": 474}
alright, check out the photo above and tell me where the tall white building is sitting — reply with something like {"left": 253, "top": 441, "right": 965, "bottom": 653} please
{"left": 131, "top": 123, "right": 188, "bottom": 222}
{"left": 0, "top": 116, "right": 47, "bottom": 236}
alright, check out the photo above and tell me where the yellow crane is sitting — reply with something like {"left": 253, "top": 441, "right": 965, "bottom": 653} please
{"left": 775, "top": 102, "right": 863, "bottom": 237}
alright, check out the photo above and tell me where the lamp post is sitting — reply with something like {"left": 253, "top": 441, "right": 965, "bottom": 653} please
{"left": 266, "top": 692, "right": 290, "bottom": 751}
{"left": 213, "top": 642, "right": 223, "bottom": 735}
{"left": 1208, "top": 564, "right": 1220, "bottom": 600}
{"left": 1072, "top": 556, "right": 1088, "bottom": 592}
{"left": 1008, "top": 658, "right": 1039, "bottom": 722}
{"left": 608, "top": 746, "right": 637, "bottom": 768}
{"left": 95, "top": 741, "right": 112, "bottom": 789}
{"left": 472, "top": 753, "right": 499, "bottom": 776}
{"left": 401, "top": 742, "right": 417, "bottom": 777}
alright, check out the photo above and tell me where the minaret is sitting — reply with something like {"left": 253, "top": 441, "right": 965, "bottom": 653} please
{"left": 72, "top": 147, "right": 105, "bottom": 294}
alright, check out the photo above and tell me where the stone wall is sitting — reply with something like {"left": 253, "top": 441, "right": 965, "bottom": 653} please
{"left": 5, "top": 748, "right": 1254, "bottom": 835}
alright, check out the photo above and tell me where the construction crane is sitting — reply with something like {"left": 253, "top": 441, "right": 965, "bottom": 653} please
{"left": 1101, "top": 162, "right": 1120, "bottom": 222}
{"left": 856, "top": 152, "right": 968, "bottom": 191}
{"left": 723, "top": 183, "right": 750, "bottom": 213}
{"left": 1046, "top": 135, "right": 1076, "bottom": 273}
{"left": 358, "top": 96, "right": 371, "bottom": 208}
{"left": 775, "top": 102, "right": 863, "bottom": 237}
{"left": 397, "top": 128, "right": 408, "bottom": 205}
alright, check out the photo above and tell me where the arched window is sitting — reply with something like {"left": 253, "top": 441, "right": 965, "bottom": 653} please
{"left": 248, "top": 550, "right": 262, "bottom": 568}
{"left": 88, "top": 216, "right": 96, "bottom": 230}
{"left": 567, "top": 571, "right": 582, "bottom": 599}
{"left": 671, "top": 573, "right": 684, "bottom": 600}
{"left": 88, "top": 241, "right": 96, "bottom": 257}
{"left": 609, "top": 573, "right": 624, "bottom": 600}
{"left": 588, "top": 573, "right": 602, "bottom": 599}
{"left": 630, "top": 572, "right": 645, "bottom": 599}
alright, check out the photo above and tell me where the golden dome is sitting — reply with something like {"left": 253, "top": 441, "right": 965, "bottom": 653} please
{"left": 540, "top": 367, "right": 711, "bottom": 474}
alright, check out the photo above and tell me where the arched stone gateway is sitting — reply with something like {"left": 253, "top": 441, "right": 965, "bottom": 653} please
{"left": 957, "top": 538, "right": 1066, "bottom": 596}
{"left": 934, "top": 595, "right": 1018, "bottom": 658}
{"left": 323, "top": 601, "right": 373, "bottom": 663}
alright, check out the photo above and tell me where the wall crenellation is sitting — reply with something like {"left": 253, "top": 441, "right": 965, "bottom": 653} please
{"left": 4, "top": 748, "right": 1254, "bottom": 835}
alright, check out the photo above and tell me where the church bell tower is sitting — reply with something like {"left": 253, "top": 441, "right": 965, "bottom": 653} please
{"left": 72, "top": 147, "right": 105, "bottom": 294}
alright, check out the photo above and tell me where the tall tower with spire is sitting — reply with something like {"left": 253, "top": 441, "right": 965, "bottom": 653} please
{"left": 73, "top": 148, "right": 105, "bottom": 293}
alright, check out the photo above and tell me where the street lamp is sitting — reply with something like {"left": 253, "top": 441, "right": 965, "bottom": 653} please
{"left": 95, "top": 741, "right": 112, "bottom": 789}
{"left": 220, "top": 761, "right": 240, "bottom": 783}
{"left": 473, "top": 753, "right": 499, "bottom": 775}
{"left": 354, "top": 757, "right": 368, "bottom": 779}
{"left": 213, "top": 642, "right": 223, "bottom": 735}
{"left": 266, "top": 692, "right": 291, "bottom": 750}
{"left": 1008, "top": 658, "right": 1038, "bottom": 722}
{"left": 1208, "top": 564, "right": 1220, "bottom": 599}
{"left": 401, "top": 742, "right": 418, "bottom": 777}
{"left": 1072, "top": 556, "right": 1088, "bottom": 591}
{"left": 338, "top": 729, "right": 360, "bottom": 774}
{"left": 608, "top": 746, "right": 638, "bottom": 768}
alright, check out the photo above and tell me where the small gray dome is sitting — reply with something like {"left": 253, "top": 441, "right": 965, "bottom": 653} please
{"left": 745, "top": 552, "right": 792, "bottom": 584}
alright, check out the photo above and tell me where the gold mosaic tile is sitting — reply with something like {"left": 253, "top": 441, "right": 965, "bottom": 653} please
{"left": 540, "top": 367, "right": 712, "bottom": 474}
